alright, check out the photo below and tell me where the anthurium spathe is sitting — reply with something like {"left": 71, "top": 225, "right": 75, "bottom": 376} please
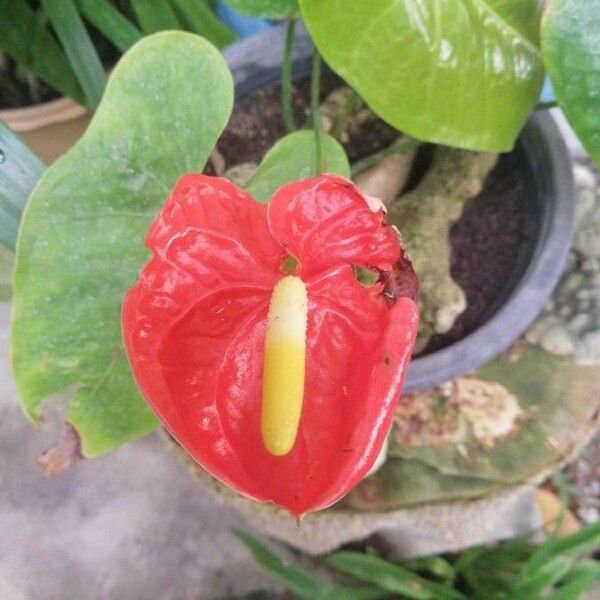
{"left": 122, "top": 173, "right": 419, "bottom": 515}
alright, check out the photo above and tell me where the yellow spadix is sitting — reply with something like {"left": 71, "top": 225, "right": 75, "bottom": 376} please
{"left": 261, "top": 275, "right": 308, "bottom": 456}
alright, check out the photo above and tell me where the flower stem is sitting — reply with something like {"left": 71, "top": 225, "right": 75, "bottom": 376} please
{"left": 281, "top": 19, "right": 296, "bottom": 134}
{"left": 351, "top": 137, "right": 422, "bottom": 175}
{"left": 310, "top": 49, "right": 323, "bottom": 175}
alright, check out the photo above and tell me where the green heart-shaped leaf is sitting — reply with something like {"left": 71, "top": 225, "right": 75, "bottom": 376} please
{"left": 299, "top": 0, "right": 544, "bottom": 152}
{"left": 224, "top": 0, "right": 299, "bottom": 19}
{"left": 245, "top": 130, "right": 350, "bottom": 202}
{"left": 11, "top": 32, "right": 234, "bottom": 457}
{"left": 542, "top": 0, "right": 600, "bottom": 166}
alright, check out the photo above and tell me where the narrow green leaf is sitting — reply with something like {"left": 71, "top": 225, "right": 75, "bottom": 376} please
{"left": 542, "top": 0, "right": 600, "bottom": 166}
{"left": 11, "top": 31, "right": 233, "bottom": 456}
{"left": 546, "top": 569, "right": 600, "bottom": 600}
{"left": 515, "top": 556, "right": 573, "bottom": 595}
{"left": 452, "top": 546, "right": 488, "bottom": 575}
{"left": 458, "top": 538, "right": 533, "bottom": 597}
{"left": 233, "top": 531, "right": 387, "bottom": 600}
{"left": 562, "top": 560, "right": 600, "bottom": 585}
{"left": 224, "top": 0, "right": 299, "bottom": 19}
{"left": 233, "top": 530, "right": 328, "bottom": 600}
{"left": 42, "top": 0, "right": 106, "bottom": 109}
{"left": 0, "top": 122, "right": 46, "bottom": 252}
{"left": 170, "top": 0, "right": 237, "bottom": 48}
{"left": 320, "top": 588, "right": 390, "bottom": 600}
{"left": 527, "top": 520, "right": 600, "bottom": 577}
{"left": 0, "top": 0, "right": 84, "bottom": 104}
{"left": 244, "top": 131, "right": 350, "bottom": 203}
{"left": 77, "top": 0, "right": 143, "bottom": 53}
{"left": 130, "top": 0, "right": 180, "bottom": 34}
{"left": 299, "top": 0, "right": 544, "bottom": 152}
{"left": 549, "top": 520, "right": 600, "bottom": 559}
{"left": 401, "top": 557, "right": 455, "bottom": 582}
{"left": 327, "top": 552, "right": 465, "bottom": 600}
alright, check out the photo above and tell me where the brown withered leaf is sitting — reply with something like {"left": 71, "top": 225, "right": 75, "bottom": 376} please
{"left": 37, "top": 424, "right": 83, "bottom": 477}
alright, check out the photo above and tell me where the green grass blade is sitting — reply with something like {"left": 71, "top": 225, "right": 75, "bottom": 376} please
{"left": 233, "top": 530, "right": 328, "bottom": 600}
{"left": 550, "top": 520, "right": 600, "bottom": 558}
{"left": 527, "top": 520, "right": 600, "bottom": 576}
{"left": 169, "top": 0, "right": 237, "bottom": 47}
{"left": 130, "top": 0, "right": 180, "bottom": 34}
{"left": 515, "top": 556, "right": 573, "bottom": 595}
{"left": 77, "top": 0, "right": 142, "bottom": 52}
{"left": 41, "top": 0, "right": 106, "bottom": 109}
{"left": 458, "top": 540, "right": 532, "bottom": 597}
{"left": 233, "top": 531, "right": 388, "bottom": 600}
{"left": 0, "top": 0, "right": 84, "bottom": 104}
{"left": 452, "top": 546, "right": 488, "bottom": 575}
{"left": 546, "top": 566, "right": 600, "bottom": 600}
{"left": 400, "top": 556, "right": 455, "bottom": 582}
{"left": 327, "top": 552, "right": 465, "bottom": 600}
{"left": 0, "top": 122, "right": 46, "bottom": 251}
{"left": 562, "top": 559, "right": 600, "bottom": 586}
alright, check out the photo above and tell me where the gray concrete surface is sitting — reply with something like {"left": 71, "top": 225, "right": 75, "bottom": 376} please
{"left": 0, "top": 112, "right": 590, "bottom": 600}
{"left": 0, "top": 299, "right": 274, "bottom": 600}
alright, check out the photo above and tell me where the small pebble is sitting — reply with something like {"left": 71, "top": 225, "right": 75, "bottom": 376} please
{"left": 569, "top": 313, "right": 591, "bottom": 334}
{"left": 582, "top": 258, "right": 600, "bottom": 274}
{"left": 561, "top": 272, "right": 586, "bottom": 295}
{"left": 582, "top": 329, "right": 600, "bottom": 349}
{"left": 540, "top": 325, "right": 576, "bottom": 355}
{"left": 573, "top": 164, "right": 597, "bottom": 190}
{"left": 578, "top": 506, "right": 600, "bottom": 525}
{"left": 576, "top": 287, "right": 593, "bottom": 302}
{"left": 564, "top": 252, "right": 577, "bottom": 273}
{"left": 558, "top": 304, "right": 572, "bottom": 319}
{"left": 574, "top": 188, "right": 596, "bottom": 225}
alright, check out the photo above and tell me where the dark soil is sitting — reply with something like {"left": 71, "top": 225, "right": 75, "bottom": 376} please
{"left": 421, "top": 154, "right": 525, "bottom": 354}
{"left": 212, "top": 77, "right": 399, "bottom": 167}
{"left": 211, "top": 78, "right": 526, "bottom": 357}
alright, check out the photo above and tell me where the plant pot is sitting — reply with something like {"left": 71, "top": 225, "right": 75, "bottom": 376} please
{"left": 0, "top": 96, "right": 90, "bottom": 164}
{"left": 166, "top": 430, "right": 543, "bottom": 557}
{"left": 224, "top": 24, "right": 575, "bottom": 393}
{"left": 162, "top": 26, "right": 599, "bottom": 559}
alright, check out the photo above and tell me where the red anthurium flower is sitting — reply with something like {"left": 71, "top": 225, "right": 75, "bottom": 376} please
{"left": 122, "top": 173, "right": 419, "bottom": 516}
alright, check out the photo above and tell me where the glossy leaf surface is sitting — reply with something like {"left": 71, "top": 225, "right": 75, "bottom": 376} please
{"left": 299, "top": 0, "right": 545, "bottom": 151}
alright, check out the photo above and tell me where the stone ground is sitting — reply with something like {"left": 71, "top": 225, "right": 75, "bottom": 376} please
{"left": 0, "top": 299, "right": 275, "bottom": 599}
{"left": 1, "top": 113, "right": 597, "bottom": 600}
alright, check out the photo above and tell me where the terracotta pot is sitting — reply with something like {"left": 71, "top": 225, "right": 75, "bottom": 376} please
{"left": 0, "top": 96, "right": 90, "bottom": 164}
